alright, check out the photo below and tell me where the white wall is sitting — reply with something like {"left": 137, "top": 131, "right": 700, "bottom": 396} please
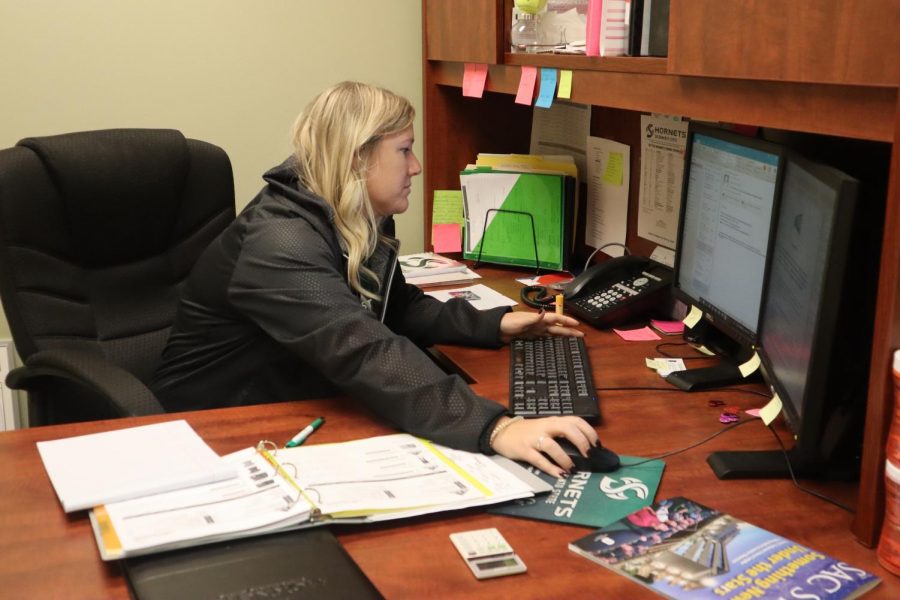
{"left": 0, "top": 0, "right": 426, "bottom": 338}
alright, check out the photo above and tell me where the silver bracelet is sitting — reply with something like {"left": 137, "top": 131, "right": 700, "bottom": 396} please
{"left": 489, "top": 415, "right": 524, "bottom": 449}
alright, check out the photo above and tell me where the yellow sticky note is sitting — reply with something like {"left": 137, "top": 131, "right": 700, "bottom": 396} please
{"left": 645, "top": 358, "right": 659, "bottom": 370}
{"left": 683, "top": 305, "right": 703, "bottom": 328}
{"left": 739, "top": 352, "right": 761, "bottom": 378}
{"left": 558, "top": 70, "right": 573, "bottom": 99}
{"left": 432, "top": 190, "right": 464, "bottom": 226}
{"left": 760, "top": 394, "right": 783, "bottom": 426}
{"left": 602, "top": 152, "right": 624, "bottom": 185}
{"left": 696, "top": 345, "right": 716, "bottom": 356}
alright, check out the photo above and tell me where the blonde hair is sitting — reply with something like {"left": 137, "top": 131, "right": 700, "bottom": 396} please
{"left": 291, "top": 81, "right": 415, "bottom": 300}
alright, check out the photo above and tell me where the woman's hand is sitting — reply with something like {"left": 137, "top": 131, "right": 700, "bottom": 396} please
{"left": 499, "top": 310, "right": 583, "bottom": 344}
{"left": 490, "top": 415, "right": 598, "bottom": 478}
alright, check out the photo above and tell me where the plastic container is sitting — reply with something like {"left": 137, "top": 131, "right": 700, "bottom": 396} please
{"left": 511, "top": 12, "right": 540, "bottom": 53}
{"left": 877, "top": 349, "right": 900, "bottom": 575}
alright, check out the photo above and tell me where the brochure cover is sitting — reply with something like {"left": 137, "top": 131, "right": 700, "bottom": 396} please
{"left": 569, "top": 497, "right": 880, "bottom": 599}
{"left": 489, "top": 457, "right": 665, "bottom": 529}
{"left": 398, "top": 252, "right": 466, "bottom": 278}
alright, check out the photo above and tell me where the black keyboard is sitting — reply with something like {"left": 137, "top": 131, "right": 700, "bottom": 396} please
{"left": 509, "top": 337, "right": 599, "bottom": 421}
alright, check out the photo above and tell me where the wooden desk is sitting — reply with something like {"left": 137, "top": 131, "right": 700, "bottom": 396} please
{"left": 1, "top": 269, "right": 896, "bottom": 599}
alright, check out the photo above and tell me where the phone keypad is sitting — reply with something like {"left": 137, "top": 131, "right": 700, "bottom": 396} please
{"left": 571, "top": 271, "right": 656, "bottom": 317}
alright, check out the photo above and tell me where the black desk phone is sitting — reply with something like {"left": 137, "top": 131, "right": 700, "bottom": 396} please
{"left": 522, "top": 255, "right": 672, "bottom": 329}
{"left": 565, "top": 255, "right": 672, "bottom": 328}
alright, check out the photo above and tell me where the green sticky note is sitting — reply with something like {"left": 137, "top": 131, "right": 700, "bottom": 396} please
{"left": 602, "top": 152, "right": 624, "bottom": 186}
{"left": 432, "top": 190, "right": 464, "bottom": 225}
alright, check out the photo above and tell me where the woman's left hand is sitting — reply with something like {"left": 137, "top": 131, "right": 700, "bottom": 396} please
{"left": 499, "top": 310, "right": 583, "bottom": 343}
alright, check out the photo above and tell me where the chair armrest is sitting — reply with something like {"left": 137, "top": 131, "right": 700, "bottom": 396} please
{"left": 6, "top": 349, "right": 165, "bottom": 417}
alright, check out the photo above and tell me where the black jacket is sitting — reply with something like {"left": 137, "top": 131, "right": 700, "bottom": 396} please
{"left": 152, "top": 158, "right": 508, "bottom": 452}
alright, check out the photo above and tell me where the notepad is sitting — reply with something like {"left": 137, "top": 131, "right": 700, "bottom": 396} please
{"left": 37, "top": 420, "right": 236, "bottom": 513}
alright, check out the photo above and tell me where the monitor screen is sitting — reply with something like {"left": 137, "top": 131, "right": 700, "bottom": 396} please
{"left": 707, "top": 152, "right": 865, "bottom": 480}
{"left": 673, "top": 125, "right": 785, "bottom": 346}
{"left": 758, "top": 153, "right": 861, "bottom": 466}
{"left": 759, "top": 157, "right": 844, "bottom": 422}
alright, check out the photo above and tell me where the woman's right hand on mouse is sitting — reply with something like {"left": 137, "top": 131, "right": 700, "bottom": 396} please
{"left": 489, "top": 415, "right": 598, "bottom": 478}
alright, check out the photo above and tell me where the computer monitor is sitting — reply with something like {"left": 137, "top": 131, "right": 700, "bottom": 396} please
{"left": 707, "top": 152, "right": 868, "bottom": 479}
{"left": 666, "top": 124, "right": 786, "bottom": 391}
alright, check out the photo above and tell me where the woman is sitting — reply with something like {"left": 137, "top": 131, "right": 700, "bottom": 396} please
{"left": 152, "top": 81, "right": 597, "bottom": 477}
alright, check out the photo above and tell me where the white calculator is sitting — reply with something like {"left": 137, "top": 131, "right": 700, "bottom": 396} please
{"left": 449, "top": 528, "right": 527, "bottom": 580}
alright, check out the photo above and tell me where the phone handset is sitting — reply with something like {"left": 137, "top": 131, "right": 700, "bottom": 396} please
{"left": 563, "top": 255, "right": 651, "bottom": 301}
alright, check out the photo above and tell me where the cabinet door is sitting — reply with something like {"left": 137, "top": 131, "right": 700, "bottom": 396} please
{"left": 668, "top": 0, "right": 900, "bottom": 86}
{"left": 424, "top": 0, "right": 503, "bottom": 64}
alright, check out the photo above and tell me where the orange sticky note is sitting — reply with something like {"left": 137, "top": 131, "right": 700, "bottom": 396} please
{"left": 515, "top": 66, "right": 538, "bottom": 105}
{"left": 462, "top": 63, "right": 488, "bottom": 98}
{"left": 432, "top": 223, "right": 462, "bottom": 253}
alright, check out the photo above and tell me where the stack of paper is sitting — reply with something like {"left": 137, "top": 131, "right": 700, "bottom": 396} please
{"left": 398, "top": 252, "right": 481, "bottom": 287}
{"left": 37, "top": 420, "right": 236, "bottom": 513}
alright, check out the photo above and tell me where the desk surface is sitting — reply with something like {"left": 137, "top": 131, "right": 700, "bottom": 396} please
{"left": 1, "top": 267, "right": 896, "bottom": 599}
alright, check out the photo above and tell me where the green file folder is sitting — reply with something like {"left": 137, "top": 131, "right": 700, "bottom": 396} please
{"left": 460, "top": 168, "right": 572, "bottom": 271}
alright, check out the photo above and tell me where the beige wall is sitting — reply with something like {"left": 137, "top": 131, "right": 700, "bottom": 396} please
{"left": 0, "top": 0, "right": 425, "bottom": 340}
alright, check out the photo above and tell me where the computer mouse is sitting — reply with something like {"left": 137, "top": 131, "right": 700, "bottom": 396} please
{"left": 553, "top": 437, "right": 620, "bottom": 472}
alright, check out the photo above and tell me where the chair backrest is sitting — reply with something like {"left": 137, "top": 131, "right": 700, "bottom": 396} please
{"left": 0, "top": 129, "right": 235, "bottom": 387}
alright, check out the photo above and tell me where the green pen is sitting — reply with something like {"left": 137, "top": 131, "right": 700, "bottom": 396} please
{"left": 285, "top": 417, "right": 325, "bottom": 448}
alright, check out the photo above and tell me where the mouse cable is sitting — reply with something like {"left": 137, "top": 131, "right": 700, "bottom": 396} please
{"left": 765, "top": 424, "right": 853, "bottom": 513}
{"left": 619, "top": 418, "right": 757, "bottom": 468}
{"left": 595, "top": 385, "right": 773, "bottom": 399}
{"left": 619, "top": 419, "right": 854, "bottom": 513}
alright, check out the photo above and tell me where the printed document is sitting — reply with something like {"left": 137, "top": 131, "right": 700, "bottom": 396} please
{"left": 637, "top": 115, "right": 688, "bottom": 249}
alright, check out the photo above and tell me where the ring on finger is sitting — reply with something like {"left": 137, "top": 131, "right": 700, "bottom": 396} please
{"left": 536, "top": 435, "right": 546, "bottom": 451}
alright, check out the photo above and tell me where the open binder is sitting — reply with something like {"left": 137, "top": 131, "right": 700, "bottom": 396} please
{"left": 90, "top": 433, "right": 549, "bottom": 560}
{"left": 460, "top": 167, "right": 575, "bottom": 272}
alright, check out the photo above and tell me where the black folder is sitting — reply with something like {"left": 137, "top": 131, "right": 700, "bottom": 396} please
{"left": 123, "top": 528, "right": 383, "bottom": 600}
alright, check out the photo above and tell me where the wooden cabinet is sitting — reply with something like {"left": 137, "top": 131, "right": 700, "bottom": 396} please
{"left": 422, "top": 0, "right": 900, "bottom": 547}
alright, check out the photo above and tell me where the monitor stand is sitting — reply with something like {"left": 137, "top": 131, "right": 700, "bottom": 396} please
{"left": 707, "top": 448, "right": 860, "bottom": 481}
{"left": 666, "top": 320, "right": 760, "bottom": 391}
{"left": 664, "top": 361, "right": 760, "bottom": 391}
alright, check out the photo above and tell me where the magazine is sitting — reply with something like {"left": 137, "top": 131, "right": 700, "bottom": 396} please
{"left": 569, "top": 497, "right": 880, "bottom": 599}
{"left": 398, "top": 252, "right": 467, "bottom": 278}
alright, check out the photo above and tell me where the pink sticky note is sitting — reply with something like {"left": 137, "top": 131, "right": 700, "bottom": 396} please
{"left": 650, "top": 319, "right": 685, "bottom": 335}
{"left": 432, "top": 223, "right": 462, "bottom": 253}
{"left": 585, "top": 0, "right": 602, "bottom": 56}
{"left": 462, "top": 63, "right": 488, "bottom": 98}
{"left": 745, "top": 409, "right": 762, "bottom": 419}
{"left": 515, "top": 66, "right": 538, "bottom": 105}
{"left": 613, "top": 327, "right": 662, "bottom": 342}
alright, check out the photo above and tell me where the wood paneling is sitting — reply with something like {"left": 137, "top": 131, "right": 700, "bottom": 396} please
{"left": 668, "top": 0, "right": 900, "bottom": 86}
{"left": 424, "top": 0, "right": 502, "bottom": 64}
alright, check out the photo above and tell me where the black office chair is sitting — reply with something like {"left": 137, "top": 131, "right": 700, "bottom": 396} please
{"left": 0, "top": 129, "right": 236, "bottom": 425}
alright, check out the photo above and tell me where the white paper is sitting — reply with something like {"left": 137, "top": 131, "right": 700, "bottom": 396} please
{"left": 37, "top": 420, "right": 236, "bottom": 512}
{"left": 529, "top": 100, "right": 592, "bottom": 178}
{"left": 637, "top": 115, "right": 689, "bottom": 249}
{"left": 425, "top": 283, "right": 518, "bottom": 310}
{"left": 406, "top": 267, "right": 482, "bottom": 288}
{"left": 585, "top": 136, "right": 630, "bottom": 257}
